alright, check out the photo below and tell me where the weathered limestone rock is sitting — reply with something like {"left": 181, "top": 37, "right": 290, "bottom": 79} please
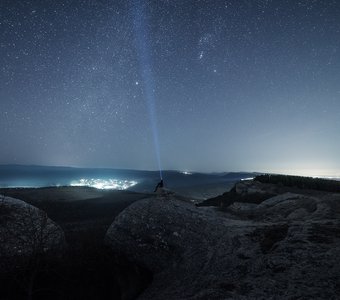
{"left": 106, "top": 191, "right": 340, "bottom": 299}
{"left": 0, "top": 196, "right": 65, "bottom": 272}
{"left": 234, "top": 180, "right": 274, "bottom": 195}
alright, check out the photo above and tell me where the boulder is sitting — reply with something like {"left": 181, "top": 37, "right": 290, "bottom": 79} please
{"left": 0, "top": 195, "right": 65, "bottom": 272}
{"left": 106, "top": 194, "right": 340, "bottom": 299}
{"left": 234, "top": 180, "right": 274, "bottom": 195}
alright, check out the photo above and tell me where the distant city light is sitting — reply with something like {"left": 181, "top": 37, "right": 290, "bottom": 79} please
{"left": 181, "top": 171, "right": 192, "bottom": 175}
{"left": 70, "top": 178, "right": 138, "bottom": 190}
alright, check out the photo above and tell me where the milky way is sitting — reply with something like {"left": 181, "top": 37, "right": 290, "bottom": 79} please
{"left": 1, "top": 0, "right": 340, "bottom": 176}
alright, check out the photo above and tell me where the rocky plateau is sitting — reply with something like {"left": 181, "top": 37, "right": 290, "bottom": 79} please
{"left": 106, "top": 180, "right": 340, "bottom": 299}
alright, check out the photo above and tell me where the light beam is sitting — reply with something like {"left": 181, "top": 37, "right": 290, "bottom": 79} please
{"left": 131, "top": 0, "right": 163, "bottom": 179}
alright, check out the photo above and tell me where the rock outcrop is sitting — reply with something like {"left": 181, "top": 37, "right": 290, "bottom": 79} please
{"left": 106, "top": 184, "right": 340, "bottom": 299}
{"left": 0, "top": 195, "right": 65, "bottom": 273}
{"left": 234, "top": 179, "right": 274, "bottom": 195}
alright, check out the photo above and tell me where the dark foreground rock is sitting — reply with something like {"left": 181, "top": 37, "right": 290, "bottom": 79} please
{"left": 0, "top": 190, "right": 152, "bottom": 300}
{"left": 106, "top": 186, "right": 340, "bottom": 299}
{"left": 0, "top": 196, "right": 65, "bottom": 265}
{"left": 0, "top": 195, "right": 66, "bottom": 299}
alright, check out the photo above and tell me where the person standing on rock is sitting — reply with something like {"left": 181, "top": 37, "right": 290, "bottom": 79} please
{"left": 154, "top": 179, "right": 164, "bottom": 194}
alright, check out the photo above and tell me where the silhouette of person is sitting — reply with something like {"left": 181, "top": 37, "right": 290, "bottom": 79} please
{"left": 154, "top": 179, "right": 164, "bottom": 193}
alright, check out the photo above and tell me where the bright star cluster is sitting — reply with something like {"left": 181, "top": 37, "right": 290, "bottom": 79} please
{"left": 1, "top": 0, "right": 340, "bottom": 176}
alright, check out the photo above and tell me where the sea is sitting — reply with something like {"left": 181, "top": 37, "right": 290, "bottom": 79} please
{"left": 0, "top": 165, "right": 257, "bottom": 200}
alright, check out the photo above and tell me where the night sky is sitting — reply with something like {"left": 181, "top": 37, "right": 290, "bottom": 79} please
{"left": 1, "top": 0, "right": 340, "bottom": 176}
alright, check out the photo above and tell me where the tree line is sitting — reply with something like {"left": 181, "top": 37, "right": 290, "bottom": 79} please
{"left": 254, "top": 174, "right": 340, "bottom": 193}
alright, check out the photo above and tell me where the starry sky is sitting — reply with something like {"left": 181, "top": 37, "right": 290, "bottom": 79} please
{"left": 1, "top": 0, "right": 340, "bottom": 176}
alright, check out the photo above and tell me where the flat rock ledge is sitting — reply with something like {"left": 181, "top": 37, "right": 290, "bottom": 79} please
{"left": 106, "top": 192, "right": 340, "bottom": 300}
